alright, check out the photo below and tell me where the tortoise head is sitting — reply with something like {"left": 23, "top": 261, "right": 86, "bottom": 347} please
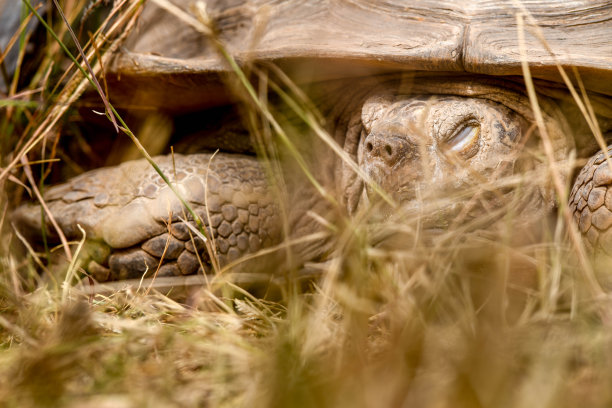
{"left": 359, "top": 95, "right": 525, "bottom": 205}
{"left": 341, "top": 87, "right": 571, "bottom": 228}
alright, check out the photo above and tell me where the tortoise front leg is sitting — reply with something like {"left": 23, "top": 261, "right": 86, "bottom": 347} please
{"left": 14, "top": 153, "right": 281, "bottom": 282}
{"left": 570, "top": 146, "right": 612, "bottom": 266}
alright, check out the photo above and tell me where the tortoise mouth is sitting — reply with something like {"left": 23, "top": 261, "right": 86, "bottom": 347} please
{"left": 367, "top": 195, "right": 461, "bottom": 229}
{"left": 366, "top": 184, "right": 546, "bottom": 235}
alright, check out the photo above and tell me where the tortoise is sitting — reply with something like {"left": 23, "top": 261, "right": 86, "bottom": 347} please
{"left": 12, "top": 0, "right": 612, "bottom": 285}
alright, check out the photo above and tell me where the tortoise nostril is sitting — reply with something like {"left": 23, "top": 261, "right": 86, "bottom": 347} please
{"left": 364, "top": 133, "right": 407, "bottom": 165}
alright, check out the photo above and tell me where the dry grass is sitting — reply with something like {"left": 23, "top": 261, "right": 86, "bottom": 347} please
{"left": 1, "top": 1, "right": 612, "bottom": 407}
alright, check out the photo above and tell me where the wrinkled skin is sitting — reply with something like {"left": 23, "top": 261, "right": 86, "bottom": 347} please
{"left": 359, "top": 95, "right": 525, "bottom": 205}
{"left": 338, "top": 91, "right": 557, "bottom": 237}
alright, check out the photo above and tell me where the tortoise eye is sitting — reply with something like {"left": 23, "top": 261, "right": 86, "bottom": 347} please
{"left": 444, "top": 122, "right": 480, "bottom": 157}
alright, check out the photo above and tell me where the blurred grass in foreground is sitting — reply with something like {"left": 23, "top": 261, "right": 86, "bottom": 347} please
{"left": 1, "top": 1, "right": 612, "bottom": 407}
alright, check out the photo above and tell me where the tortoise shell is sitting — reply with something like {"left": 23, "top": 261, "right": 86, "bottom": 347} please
{"left": 107, "top": 0, "right": 612, "bottom": 113}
